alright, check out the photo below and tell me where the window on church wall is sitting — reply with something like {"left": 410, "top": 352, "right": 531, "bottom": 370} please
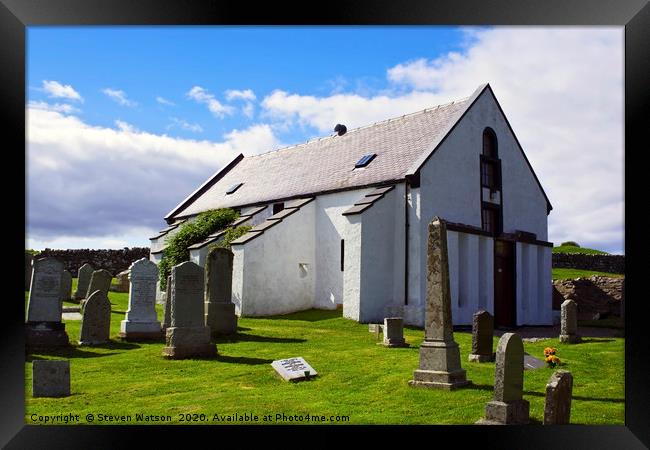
{"left": 480, "top": 127, "right": 501, "bottom": 191}
{"left": 481, "top": 206, "right": 499, "bottom": 236}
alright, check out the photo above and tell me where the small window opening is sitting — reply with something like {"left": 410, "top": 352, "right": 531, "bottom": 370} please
{"left": 273, "top": 202, "right": 285, "bottom": 214}
{"left": 355, "top": 153, "right": 376, "bottom": 168}
{"left": 226, "top": 182, "right": 243, "bottom": 195}
{"left": 340, "top": 239, "right": 345, "bottom": 271}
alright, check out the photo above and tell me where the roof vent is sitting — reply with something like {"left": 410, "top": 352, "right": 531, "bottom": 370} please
{"left": 334, "top": 124, "right": 347, "bottom": 136}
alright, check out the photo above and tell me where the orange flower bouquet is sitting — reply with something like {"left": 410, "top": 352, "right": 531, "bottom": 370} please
{"left": 544, "top": 347, "right": 561, "bottom": 368}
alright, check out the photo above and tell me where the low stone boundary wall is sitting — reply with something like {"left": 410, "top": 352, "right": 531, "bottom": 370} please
{"left": 552, "top": 253, "right": 624, "bottom": 274}
{"left": 31, "top": 248, "right": 150, "bottom": 277}
{"left": 552, "top": 276, "right": 624, "bottom": 320}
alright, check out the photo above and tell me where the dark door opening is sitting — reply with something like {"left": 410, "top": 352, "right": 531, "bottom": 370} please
{"left": 494, "top": 239, "right": 516, "bottom": 328}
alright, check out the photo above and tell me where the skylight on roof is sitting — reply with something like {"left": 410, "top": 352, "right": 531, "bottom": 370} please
{"left": 226, "top": 182, "right": 243, "bottom": 195}
{"left": 355, "top": 153, "right": 376, "bottom": 168}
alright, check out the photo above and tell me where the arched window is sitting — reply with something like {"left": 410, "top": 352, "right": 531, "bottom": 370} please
{"left": 483, "top": 128, "right": 498, "bottom": 158}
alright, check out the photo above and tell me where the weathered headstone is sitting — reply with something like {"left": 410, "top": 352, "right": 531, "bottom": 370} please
{"left": 60, "top": 270, "right": 72, "bottom": 302}
{"left": 26, "top": 257, "right": 69, "bottom": 348}
{"left": 162, "top": 276, "right": 172, "bottom": 332}
{"left": 543, "top": 370, "right": 573, "bottom": 425}
{"left": 73, "top": 263, "right": 94, "bottom": 300}
{"left": 162, "top": 262, "right": 215, "bottom": 359}
{"left": 468, "top": 310, "right": 495, "bottom": 362}
{"left": 81, "top": 269, "right": 113, "bottom": 311}
{"left": 382, "top": 317, "right": 409, "bottom": 347}
{"left": 120, "top": 259, "right": 162, "bottom": 340}
{"left": 271, "top": 357, "right": 318, "bottom": 382}
{"left": 32, "top": 360, "right": 70, "bottom": 397}
{"left": 409, "top": 217, "right": 471, "bottom": 390}
{"left": 204, "top": 248, "right": 238, "bottom": 336}
{"left": 112, "top": 269, "right": 130, "bottom": 293}
{"left": 476, "top": 333, "right": 530, "bottom": 425}
{"left": 25, "top": 253, "right": 34, "bottom": 291}
{"left": 79, "top": 290, "right": 111, "bottom": 345}
{"left": 559, "top": 300, "right": 582, "bottom": 343}
{"left": 368, "top": 323, "right": 383, "bottom": 340}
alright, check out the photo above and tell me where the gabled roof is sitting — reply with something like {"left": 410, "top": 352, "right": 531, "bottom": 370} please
{"left": 165, "top": 84, "right": 552, "bottom": 222}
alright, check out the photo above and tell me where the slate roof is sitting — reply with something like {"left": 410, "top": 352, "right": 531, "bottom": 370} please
{"left": 167, "top": 95, "right": 471, "bottom": 221}
{"left": 166, "top": 84, "right": 552, "bottom": 222}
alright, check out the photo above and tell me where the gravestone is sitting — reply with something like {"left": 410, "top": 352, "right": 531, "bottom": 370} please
{"left": 73, "top": 263, "right": 94, "bottom": 300}
{"left": 120, "top": 259, "right": 162, "bottom": 340}
{"left": 81, "top": 269, "right": 113, "bottom": 311}
{"left": 60, "top": 270, "right": 72, "bottom": 302}
{"left": 79, "top": 290, "right": 111, "bottom": 345}
{"left": 543, "top": 370, "right": 573, "bottom": 425}
{"left": 368, "top": 323, "right": 383, "bottom": 339}
{"left": 204, "top": 248, "right": 238, "bottom": 336}
{"left": 271, "top": 357, "right": 318, "bottom": 382}
{"left": 468, "top": 310, "right": 495, "bottom": 362}
{"left": 112, "top": 269, "right": 130, "bottom": 293}
{"left": 162, "top": 276, "right": 172, "bottom": 332}
{"left": 26, "top": 257, "right": 69, "bottom": 348}
{"left": 382, "top": 317, "right": 409, "bottom": 347}
{"left": 162, "top": 262, "right": 215, "bottom": 359}
{"left": 559, "top": 300, "right": 581, "bottom": 343}
{"left": 409, "top": 217, "right": 471, "bottom": 390}
{"left": 32, "top": 360, "right": 70, "bottom": 397}
{"left": 25, "top": 253, "right": 33, "bottom": 290}
{"left": 476, "top": 333, "right": 530, "bottom": 425}
{"left": 523, "top": 353, "right": 546, "bottom": 370}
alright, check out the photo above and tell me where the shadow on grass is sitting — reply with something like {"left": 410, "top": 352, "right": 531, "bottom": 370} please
{"left": 237, "top": 326, "right": 252, "bottom": 331}
{"left": 215, "top": 354, "right": 274, "bottom": 365}
{"left": 26, "top": 346, "right": 122, "bottom": 361}
{"left": 261, "top": 309, "right": 342, "bottom": 322}
{"left": 522, "top": 390, "right": 624, "bottom": 403}
{"left": 463, "top": 383, "right": 494, "bottom": 393}
{"left": 213, "top": 332, "right": 306, "bottom": 344}
{"left": 579, "top": 338, "right": 616, "bottom": 343}
{"left": 111, "top": 310, "right": 127, "bottom": 316}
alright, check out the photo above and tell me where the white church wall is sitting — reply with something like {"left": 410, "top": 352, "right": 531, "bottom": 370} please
{"left": 515, "top": 242, "right": 553, "bottom": 325}
{"left": 342, "top": 215, "right": 362, "bottom": 321}
{"left": 315, "top": 188, "right": 376, "bottom": 310}
{"left": 234, "top": 201, "right": 316, "bottom": 316}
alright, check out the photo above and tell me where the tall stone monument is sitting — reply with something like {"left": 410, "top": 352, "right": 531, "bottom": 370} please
{"left": 120, "top": 259, "right": 162, "bottom": 340}
{"left": 409, "top": 217, "right": 470, "bottom": 390}
{"left": 468, "top": 310, "right": 495, "bottom": 362}
{"left": 476, "top": 333, "right": 530, "bottom": 425}
{"left": 543, "top": 370, "right": 573, "bottom": 425}
{"left": 60, "top": 270, "right": 72, "bottom": 302}
{"left": 113, "top": 269, "right": 130, "bottom": 293}
{"left": 73, "top": 263, "right": 94, "bottom": 300}
{"left": 79, "top": 290, "right": 112, "bottom": 345}
{"left": 162, "top": 262, "right": 216, "bottom": 359}
{"left": 559, "top": 300, "right": 581, "bottom": 343}
{"left": 26, "top": 257, "right": 69, "bottom": 348}
{"left": 204, "top": 248, "right": 238, "bottom": 336}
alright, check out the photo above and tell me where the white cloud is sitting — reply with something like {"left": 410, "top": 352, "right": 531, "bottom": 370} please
{"left": 102, "top": 88, "right": 138, "bottom": 107}
{"left": 242, "top": 102, "right": 255, "bottom": 119}
{"left": 42, "top": 80, "right": 83, "bottom": 102}
{"left": 225, "top": 89, "right": 256, "bottom": 101}
{"left": 28, "top": 100, "right": 81, "bottom": 115}
{"left": 26, "top": 107, "right": 280, "bottom": 247}
{"left": 156, "top": 96, "right": 175, "bottom": 106}
{"left": 167, "top": 117, "right": 204, "bottom": 133}
{"left": 261, "top": 27, "right": 624, "bottom": 253}
{"left": 187, "top": 86, "right": 234, "bottom": 118}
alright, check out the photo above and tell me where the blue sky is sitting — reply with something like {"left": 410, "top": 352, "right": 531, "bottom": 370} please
{"left": 26, "top": 26, "right": 624, "bottom": 253}
{"left": 28, "top": 27, "right": 467, "bottom": 143}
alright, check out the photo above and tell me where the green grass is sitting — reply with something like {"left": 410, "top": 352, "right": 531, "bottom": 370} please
{"left": 552, "top": 245, "right": 608, "bottom": 255}
{"left": 552, "top": 268, "right": 624, "bottom": 280}
{"left": 25, "top": 279, "right": 624, "bottom": 425}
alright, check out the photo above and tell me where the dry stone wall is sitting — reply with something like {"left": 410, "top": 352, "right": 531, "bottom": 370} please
{"left": 552, "top": 253, "right": 624, "bottom": 274}
{"left": 552, "top": 276, "right": 624, "bottom": 320}
{"left": 32, "top": 248, "right": 150, "bottom": 277}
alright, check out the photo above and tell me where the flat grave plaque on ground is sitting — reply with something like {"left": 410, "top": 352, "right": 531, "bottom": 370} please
{"left": 271, "top": 357, "right": 318, "bottom": 382}
{"left": 524, "top": 353, "right": 547, "bottom": 370}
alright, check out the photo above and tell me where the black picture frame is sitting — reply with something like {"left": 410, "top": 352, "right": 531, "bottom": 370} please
{"left": 3, "top": 0, "right": 647, "bottom": 447}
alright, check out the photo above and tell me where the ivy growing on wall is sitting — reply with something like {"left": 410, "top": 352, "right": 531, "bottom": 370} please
{"left": 208, "top": 225, "right": 252, "bottom": 251}
{"left": 158, "top": 208, "right": 239, "bottom": 290}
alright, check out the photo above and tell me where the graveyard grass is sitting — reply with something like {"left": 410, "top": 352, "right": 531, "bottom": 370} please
{"left": 25, "top": 280, "right": 624, "bottom": 425}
